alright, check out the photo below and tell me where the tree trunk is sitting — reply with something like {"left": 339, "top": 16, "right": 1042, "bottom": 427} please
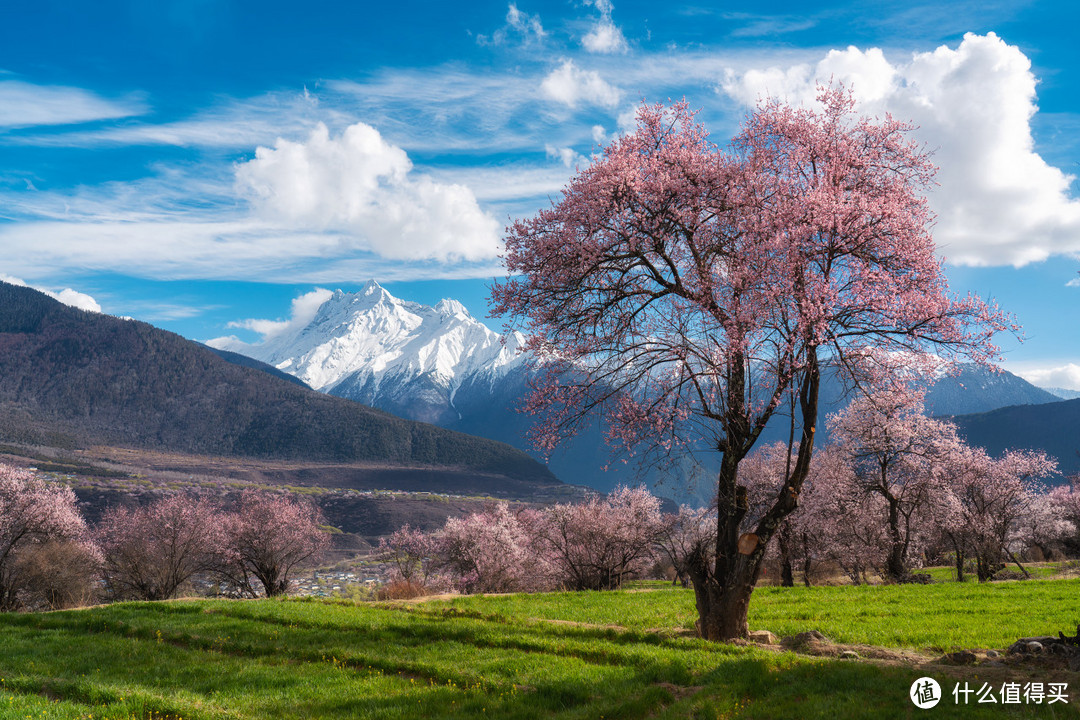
{"left": 692, "top": 570, "right": 756, "bottom": 641}
{"left": 885, "top": 495, "right": 907, "bottom": 582}
{"left": 954, "top": 547, "right": 965, "bottom": 583}
{"left": 778, "top": 524, "right": 794, "bottom": 587}
{"left": 688, "top": 350, "right": 820, "bottom": 642}
{"left": 1005, "top": 547, "right": 1031, "bottom": 579}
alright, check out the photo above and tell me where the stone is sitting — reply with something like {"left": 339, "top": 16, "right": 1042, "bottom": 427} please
{"left": 839, "top": 650, "right": 860, "bottom": 660}
{"left": 945, "top": 651, "right": 977, "bottom": 665}
{"left": 748, "top": 630, "right": 778, "bottom": 645}
{"left": 985, "top": 650, "right": 1000, "bottom": 659}
{"left": 1008, "top": 637, "right": 1056, "bottom": 654}
{"left": 782, "top": 630, "right": 829, "bottom": 647}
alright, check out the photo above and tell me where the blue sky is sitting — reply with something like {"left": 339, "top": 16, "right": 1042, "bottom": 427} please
{"left": 2, "top": 1, "right": 1080, "bottom": 387}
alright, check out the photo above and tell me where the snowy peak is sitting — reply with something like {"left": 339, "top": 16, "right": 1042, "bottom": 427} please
{"left": 434, "top": 297, "right": 469, "bottom": 318}
{"left": 236, "top": 284, "right": 527, "bottom": 406}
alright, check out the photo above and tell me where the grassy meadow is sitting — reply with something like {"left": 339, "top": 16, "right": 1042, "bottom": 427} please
{"left": 1, "top": 579, "right": 1078, "bottom": 719}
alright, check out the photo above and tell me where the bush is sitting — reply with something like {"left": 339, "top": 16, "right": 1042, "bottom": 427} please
{"left": 13, "top": 540, "right": 101, "bottom": 610}
{"left": 376, "top": 580, "right": 430, "bottom": 601}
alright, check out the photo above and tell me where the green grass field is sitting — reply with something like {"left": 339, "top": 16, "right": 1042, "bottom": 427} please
{"left": 1, "top": 580, "right": 1078, "bottom": 719}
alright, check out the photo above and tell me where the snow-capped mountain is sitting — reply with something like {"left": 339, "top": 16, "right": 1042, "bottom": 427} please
{"left": 1040, "top": 386, "right": 1080, "bottom": 401}
{"left": 221, "top": 281, "right": 530, "bottom": 425}
{"left": 215, "top": 281, "right": 1067, "bottom": 503}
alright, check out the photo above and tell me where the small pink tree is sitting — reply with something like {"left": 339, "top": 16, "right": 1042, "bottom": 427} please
{"left": 655, "top": 505, "right": 715, "bottom": 588}
{"left": 378, "top": 524, "right": 443, "bottom": 589}
{"left": 942, "top": 448, "right": 1056, "bottom": 581}
{"left": 492, "top": 89, "right": 1009, "bottom": 639}
{"left": 829, "top": 386, "right": 960, "bottom": 582}
{"left": 222, "top": 491, "right": 330, "bottom": 597}
{"left": 0, "top": 463, "right": 98, "bottom": 610}
{"left": 534, "top": 485, "right": 665, "bottom": 591}
{"left": 439, "top": 503, "right": 548, "bottom": 594}
{"left": 799, "top": 446, "right": 891, "bottom": 584}
{"left": 97, "top": 493, "right": 226, "bottom": 601}
{"left": 1047, "top": 480, "right": 1080, "bottom": 556}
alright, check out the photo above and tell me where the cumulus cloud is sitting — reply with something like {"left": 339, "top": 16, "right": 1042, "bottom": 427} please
{"left": 1066, "top": 277, "right": 1080, "bottom": 288}
{"left": 235, "top": 122, "right": 502, "bottom": 262}
{"left": 1015, "top": 363, "right": 1080, "bottom": 392}
{"left": 0, "top": 273, "right": 101, "bottom": 312}
{"left": 540, "top": 60, "right": 622, "bottom": 109}
{"left": 0, "top": 80, "right": 145, "bottom": 129}
{"left": 581, "top": 0, "right": 628, "bottom": 54}
{"left": 720, "top": 32, "right": 1080, "bottom": 268}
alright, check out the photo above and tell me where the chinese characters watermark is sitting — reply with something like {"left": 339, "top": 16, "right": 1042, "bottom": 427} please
{"left": 911, "top": 678, "right": 1069, "bottom": 708}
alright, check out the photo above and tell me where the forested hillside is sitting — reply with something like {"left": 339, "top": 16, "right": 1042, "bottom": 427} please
{"left": 0, "top": 282, "right": 555, "bottom": 482}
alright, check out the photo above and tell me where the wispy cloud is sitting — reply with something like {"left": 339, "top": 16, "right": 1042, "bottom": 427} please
{"left": 3, "top": 90, "right": 329, "bottom": 149}
{"left": 581, "top": 0, "right": 628, "bottom": 54}
{"left": 0, "top": 80, "right": 146, "bottom": 129}
{"left": 477, "top": 4, "right": 547, "bottom": 48}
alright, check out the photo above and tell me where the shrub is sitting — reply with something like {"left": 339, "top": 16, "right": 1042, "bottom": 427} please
{"left": 0, "top": 463, "right": 98, "bottom": 611}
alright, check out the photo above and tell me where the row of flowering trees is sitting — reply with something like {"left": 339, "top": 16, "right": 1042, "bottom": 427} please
{"left": 0, "top": 463, "right": 328, "bottom": 611}
{"left": 381, "top": 486, "right": 667, "bottom": 595}
{"left": 381, "top": 392, "right": 1080, "bottom": 596}
{"left": 704, "top": 385, "right": 1070, "bottom": 587}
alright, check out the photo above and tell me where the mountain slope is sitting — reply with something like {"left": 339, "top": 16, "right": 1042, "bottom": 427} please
{"left": 950, "top": 398, "right": 1080, "bottom": 478}
{"left": 207, "top": 346, "right": 311, "bottom": 388}
{"left": 0, "top": 282, "right": 556, "bottom": 482}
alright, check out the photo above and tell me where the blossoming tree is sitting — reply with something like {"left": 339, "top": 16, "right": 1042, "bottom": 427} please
{"left": 829, "top": 386, "right": 961, "bottom": 582}
{"left": 0, "top": 463, "right": 98, "bottom": 610}
{"left": 492, "top": 89, "right": 1009, "bottom": 640}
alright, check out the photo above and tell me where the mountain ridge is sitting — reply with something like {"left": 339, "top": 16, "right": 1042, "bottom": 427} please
{"left": 0, "top": 281, "right": 556, "bottom": 485}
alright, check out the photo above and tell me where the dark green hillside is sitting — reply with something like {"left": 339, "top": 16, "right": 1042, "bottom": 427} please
{"left": 950, "top": 397, "right": 1080, "bottom": 478}
{"left": 0, "top": 282, "right": 554, "bottom": 481}
{"left": 208, "top": 345, "right": 312, "bottom": 388}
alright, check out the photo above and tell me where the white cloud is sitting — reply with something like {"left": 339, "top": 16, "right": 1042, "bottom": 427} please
{"left": 235, "top": 122, "right": 502, "bottom": 262}
{"left": 581, "top": 0, "right": 628, "bottom": 54}
{"left": 1066, "top": 277, "right": 1080, "bottom": 288}
{"left": 479, "top": 4, "right": 547, "bottom": 47}
{"left": 5, "top": 90, "right": 329, "bottom": 149}
{"left": 1014, "top": 363, "right": 1080, "bottom": 392}
{"left": 223, "top": 287, "right": 333, "bottom": 343}
{"left": 591, "top": 124, "right": 607, "bottom": 144}
{"left": 0, "top": 80, "right": 146, "bottom": 129}
{"left": 53, "top": 288, "right": 103, "bottom": 313}
{"left": 720, "top": 32, "right": 1080, "bottom": 268}
{"left": 0, "top": 273, "right": 101, "bottom": 312}
{"left": 545, "top": 144, "right": 584, "bottom": 168}
{"left": 540, "top": 59, "right": 622, "bottom": 109}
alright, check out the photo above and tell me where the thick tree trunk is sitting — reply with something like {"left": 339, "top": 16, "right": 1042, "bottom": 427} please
{"left": 954, "top": 545, "right": 965, "bottom": 583}
{"left": 694, "top": 577, "right": 755, "bottom": 641}
{"left": 688, "top": 348, "right": 820, "bottom": 642}
{"left": 885, "top": 496, "right": 908, "bottom": 582}
{"left": 778, "top": 523, "right": 794, "bottom": 587}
